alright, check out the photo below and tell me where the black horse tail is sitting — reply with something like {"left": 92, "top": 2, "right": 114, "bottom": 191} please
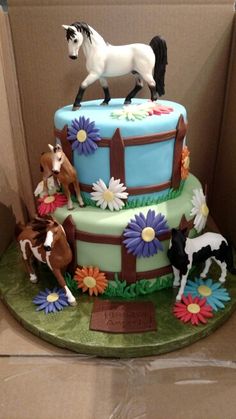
{"left": 149, "top": 36, "right": 167, "bottom": 97}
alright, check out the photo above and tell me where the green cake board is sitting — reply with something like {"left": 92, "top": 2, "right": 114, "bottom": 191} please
{"left": 1, "top": 242, "right": 236, "bottom": 358}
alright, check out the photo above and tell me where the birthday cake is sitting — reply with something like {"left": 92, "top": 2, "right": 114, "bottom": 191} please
{"left": 2, "top": 21, "right": 234, "bottom": 358}
{"left": 52, "top": 98, "right": 202, "bottom": 288}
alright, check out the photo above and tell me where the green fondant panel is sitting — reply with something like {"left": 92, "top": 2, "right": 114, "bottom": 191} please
{"left": 136, "top": 240, "right": 170, "bottom": 273}
{"left": 77, "top": 241, "right": 121, "bottom": 272}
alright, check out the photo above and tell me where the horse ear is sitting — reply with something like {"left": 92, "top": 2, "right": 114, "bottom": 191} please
{"left": 181, "top": 227, "right": 188, "bottom": 237}
{"left": 48, "top": 144, "right": 54, "bottom": 152}
{"left": 62, "top": 25, "right": 69, "bottom": 31}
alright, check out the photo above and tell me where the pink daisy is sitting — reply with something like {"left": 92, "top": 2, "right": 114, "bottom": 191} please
{"left": 37, "top": 193, "right": 67, "bottom": 216}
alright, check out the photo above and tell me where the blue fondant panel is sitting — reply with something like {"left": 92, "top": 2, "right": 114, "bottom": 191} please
{"left": 73, "top": 147, "right": 110, "bottom": 185}
{"left": 125, "top": 139, "right": 174, "bottom": 187}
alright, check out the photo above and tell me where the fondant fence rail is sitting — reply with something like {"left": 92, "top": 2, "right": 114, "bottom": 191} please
{"left": 54, "top": 115, "right": 187, "bottom": 196}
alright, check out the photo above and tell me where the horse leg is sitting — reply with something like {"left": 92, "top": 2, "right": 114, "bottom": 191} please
{"left": 20, "top": 241, "right": 38, "bottom": 283}
{"left": 142, "top": 73, "right": 158, "bottom": 101}
{"left": 172, "top": 266, "right": 180, "bottom": 287}
{"left": 124, "top": 73, "right": 143, "bottom": 105}
{"left": 53, "top": 268, "right": 77, "bottom": 306}
{"left": 176, "top": 269, "right": 190, "bottom": 301}
{"left": 73, "top": 180, "right": 84, "bottom": 207}
{"left": 200, "top": 258, "right": 213, "bottom": 278}
{"left": 63, "top": 184, "right": 74, "bottom": 210}
{"left": 73, "top": 72, "right": 99, "bottom": 111}
{"left": 212, "top": 257, "right": 227, "bottom": 283}
{"left": 100, "top": 78, "right": 111, "bottom": 105}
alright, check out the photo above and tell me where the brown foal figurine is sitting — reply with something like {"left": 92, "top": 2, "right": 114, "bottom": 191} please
{"left": 16, "top": 216, "right": 77, "bottom": 306}
{"left": 40, "top": 144, "right": 84, "bottom": 210}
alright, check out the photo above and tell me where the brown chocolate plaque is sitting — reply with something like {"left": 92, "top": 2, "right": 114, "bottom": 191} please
{"left": 90, "top": 300, "right": 157, "bottom": 333}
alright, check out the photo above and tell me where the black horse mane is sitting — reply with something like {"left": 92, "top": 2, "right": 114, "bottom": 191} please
{"left": 31, "top": 216, "right": 57, "bottom": 247}
{"left": 66, "top": 22, "right": 92, "bottom": 43}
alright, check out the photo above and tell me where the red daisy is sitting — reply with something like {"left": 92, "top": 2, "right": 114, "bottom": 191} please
{"left": 173, "top": 294, "right": 213, "bottom": 326}
{"left": 37, "top": 193, "right": 67, "bottom": 216}
{"left": 148, "top": 103, "right": 174, "bottom": 116}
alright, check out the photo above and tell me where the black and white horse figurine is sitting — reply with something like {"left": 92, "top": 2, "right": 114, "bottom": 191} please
{"left": 62, "top": 22, "right": 167, "bottom": 110}
{"left": 168, "top": 228, "right": 236, "bottom": 301}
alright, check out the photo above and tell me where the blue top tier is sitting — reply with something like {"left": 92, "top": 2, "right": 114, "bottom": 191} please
{"left": 54, "top": 99, "right": 187, "bottom": 204}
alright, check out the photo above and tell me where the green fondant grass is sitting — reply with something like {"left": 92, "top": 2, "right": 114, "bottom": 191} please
{"left": 79, "top": 181, "right": 184, "bottom": 210}
{"left": 64, "top": 272, "right": 174, "bottom": 299}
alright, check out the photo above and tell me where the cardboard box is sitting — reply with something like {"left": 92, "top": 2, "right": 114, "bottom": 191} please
{"left": 0, "top": 1, "right": 236, "bottom": 252}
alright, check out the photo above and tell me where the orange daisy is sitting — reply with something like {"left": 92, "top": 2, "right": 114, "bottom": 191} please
{"left": 74, "top": 266, "right": 108, "bottom": 296}
{"left": 181, "top": 146, "right": 190, "bottom": 180}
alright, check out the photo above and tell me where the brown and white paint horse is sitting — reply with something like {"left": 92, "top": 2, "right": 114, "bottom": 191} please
{"left": 40, "top": 144, "right": 84, "bottom": 210}
{"left": 16, "top": 216, "right": 77, "bottom": 306}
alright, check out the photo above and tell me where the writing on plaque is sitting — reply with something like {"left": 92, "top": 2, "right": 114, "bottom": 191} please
{"left": 90, "top": 300, "right": 157, "bottom": 333}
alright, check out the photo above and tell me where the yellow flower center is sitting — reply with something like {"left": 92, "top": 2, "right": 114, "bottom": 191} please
{"left": 198, "top": 285, "right": 212, "bottom": 297}
{"left": 201, "top": 203, "right": 209, "bottom": 217}
{"left": 44, "top": 196, "right": 56, "bottom": 204}
{"left": 103, "top": 190, "right": 114, "bottom": 202}
{"left": 83, "top": 276, "right": 97, "bottom": 288}
{"left": 46, "top": 292, "right": 59, "bottom": 303}
{"left": 187, "top": 303, "right": 200, "bottom": 314}
{"left": 76, "top": 129, "right": 87, "bottom": 143}
{"left": 183, "top": 156, "right": 190, "bottom": 169}
{"left": 141, "top": 227, "right": 155, "bottom": 242}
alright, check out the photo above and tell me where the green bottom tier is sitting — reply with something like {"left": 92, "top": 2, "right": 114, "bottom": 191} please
{"left": 1, "top": 243, "right": 236, "bottom": 358}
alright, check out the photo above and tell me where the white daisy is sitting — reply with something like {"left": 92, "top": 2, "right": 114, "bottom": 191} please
{"left": 110, "top": 104, "right": 149, "bottom": 121}
{"left": 190, "top": 188, "right": 209, "bottom": 233}
{"left": 91, "top": 177, "right": 128, "bottom": 211}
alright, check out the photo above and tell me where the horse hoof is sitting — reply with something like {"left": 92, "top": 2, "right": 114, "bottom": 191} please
{"left": 124, "top": 100, "right": 131, "bottom": 105}
{"left": 176, "top": 294, "right": 182, "bottom": 301}
{"left": 70, "top": 300, "right": 77, "bottom": 306}
{"left": 30, "top": 275, "right": 38, "bottom": 284}
{"left": 72, "top": 105, "right": 81, "bottom": 111}
{"left": 79, "top": 203, "right": 85, "bottom": 208}
{"left": 67, "top": 206, "right": 74, "bottom": 211}
{"left": 100, "top": 101, "right": 109, "bottom": 106}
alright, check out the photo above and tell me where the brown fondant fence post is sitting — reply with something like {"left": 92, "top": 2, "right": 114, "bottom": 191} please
{"left": 121, "top": 242, "right": 137, "bottom": 283}
{"left": 110, "top": 128, "right": 125, "bottom": 183}
{"left": 62, "top": 215, "right": 77, "bottom": 275}
{"left": 171, "top": 115, "right": 187, "bottom": 189}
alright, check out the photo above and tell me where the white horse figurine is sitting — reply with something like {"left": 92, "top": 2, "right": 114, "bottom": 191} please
{"left": 62, "top": 22, "right": 167, "bottom": 110}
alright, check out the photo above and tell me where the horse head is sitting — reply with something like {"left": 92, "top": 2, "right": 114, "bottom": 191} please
{"left": 170, "top": 228, "right": 188, "bottom": 251}
{"left": 43, "top": 218, "right": 64, "bottom": 252}
{"left": 48, "top": 144, "right": 65, "bottom": 175}
{"left": 62, "top": 22, "right": 92, "bottom": 60}
{"left": 168, "top": 227, "right": 189, "bottom": 269}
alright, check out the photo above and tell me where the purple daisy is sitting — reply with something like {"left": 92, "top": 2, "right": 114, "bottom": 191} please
{"left": 33, "top": 287, "right": 69, "bottom": 314}
{"left": 123, "top": 209, "right": 169, "bottom": 258}
{"left": 67, "top": 116, "right": 101, "bottom": 156}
